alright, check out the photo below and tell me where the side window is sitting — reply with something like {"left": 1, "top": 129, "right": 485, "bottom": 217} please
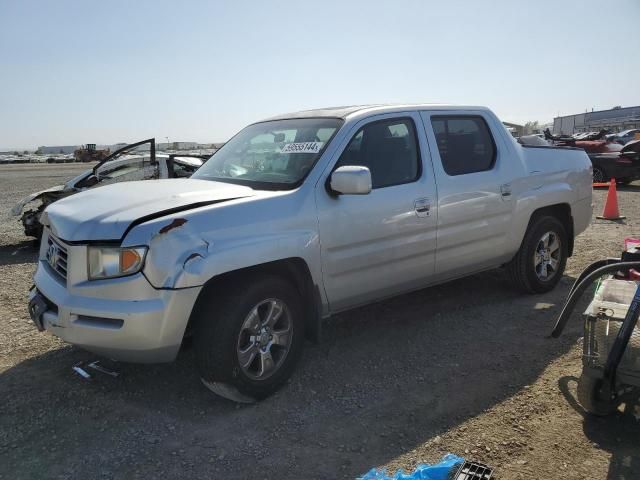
{"left": 430, "top": 116, "right": 496, "bottom": 176}
{"left": 337, "top": 118, "right": 420, "bottom": 188}
{"left": 95, "top": 157, "right": 159, "bottom": 185}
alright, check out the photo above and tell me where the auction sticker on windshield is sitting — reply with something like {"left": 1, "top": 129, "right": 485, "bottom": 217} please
{"left": 280, "top": 142, "right": 323, "bottom": 154}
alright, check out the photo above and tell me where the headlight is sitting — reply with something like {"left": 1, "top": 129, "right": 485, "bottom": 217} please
{"left": 87, "top": 246, "right": 148, "bottom": 280}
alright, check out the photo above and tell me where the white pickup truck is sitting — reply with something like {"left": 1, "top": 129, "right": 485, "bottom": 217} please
{"left": 29, "top": 105, "right": 592, "bottom": 401}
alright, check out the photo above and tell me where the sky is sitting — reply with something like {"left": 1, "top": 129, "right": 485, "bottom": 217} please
{"left": 1, "top": 0, "right": 639, "bottom": 150}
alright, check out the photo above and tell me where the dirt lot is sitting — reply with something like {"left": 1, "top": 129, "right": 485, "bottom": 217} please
{"left": 1, "top": 164, "right": 638, "bottom": 480}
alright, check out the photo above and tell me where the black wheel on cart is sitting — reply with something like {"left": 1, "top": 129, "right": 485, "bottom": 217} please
{"left": 577, "top": 373, "right": 616, "bottom": 416}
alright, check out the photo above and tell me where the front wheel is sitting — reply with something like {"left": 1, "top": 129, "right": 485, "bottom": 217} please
{"left": 506, "top": 215, "right": 568, "bottom": 293}
{"left": 194, "top": 274, "right": 305, "bottom": 402}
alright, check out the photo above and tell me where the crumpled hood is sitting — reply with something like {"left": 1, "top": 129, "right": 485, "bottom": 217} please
{"left": 42, "top": 179, "right": 255, "bottom": 241}
{"left": 11, "top": 184, "right": 68, "bottom": 216}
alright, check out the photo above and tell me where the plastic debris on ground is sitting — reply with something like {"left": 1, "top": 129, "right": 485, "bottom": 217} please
{"left": 72, "top": 363, "right": 91, "bottom": 380}
{"left": 87, "top": 360, "right": 120, "bottom": 377}
{"left": 359, "top": 453, "right": 464, "bottom": 480}
{"left": 72, "top": 359, "right": 121, "bottom": 381}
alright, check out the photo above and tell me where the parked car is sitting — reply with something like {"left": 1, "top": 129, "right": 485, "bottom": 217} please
{"left": 609, "top": 129, "right": 640, "bottom": 146}
{"left": 590, "top": 139, "right": 640, "bottom": 184}
{"left": 541, "top": 128, "right": 640, "bottom": 183}
{"left": 573, "top": 131, "right": 598, "bottom": 140}
{"left": 28, "top": 105, "right": 592, "bottom": 402}
{"left": 11, "top": 139, "right": 207, "bottom": 239}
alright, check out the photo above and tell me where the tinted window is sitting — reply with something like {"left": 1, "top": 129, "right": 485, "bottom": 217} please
{"left": 431, "top": 116, "right": 496, "bottom": 176}
{"left": 337, "top": 118, "right": 420, "bottom": 188}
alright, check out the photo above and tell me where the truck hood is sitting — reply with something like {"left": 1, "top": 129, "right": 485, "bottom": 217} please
{"left": 42, "top": 179, "right": 255, "bottom": 242}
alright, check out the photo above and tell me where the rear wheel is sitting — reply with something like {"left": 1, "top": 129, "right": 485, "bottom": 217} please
{"left": 592, "top": 166, "right": 607, "bottom": 183}
{"left": 506, "top": 215, "right": 568, "bottom": 293}
{"left": 194, "top": 274, "right": 305, "bottom": 402}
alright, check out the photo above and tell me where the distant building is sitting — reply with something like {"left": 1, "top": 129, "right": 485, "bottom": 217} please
{"left": 37, "top": 145, "right": 79, "bottom": 154}
{"left": 156, "top": 141, "right": 199, "bottom": 150}
{"left": 36, "top": 140, "right": 222, "bottom": 155}
{"left": 553, "top": 106, "right": 640, "bottom": 135}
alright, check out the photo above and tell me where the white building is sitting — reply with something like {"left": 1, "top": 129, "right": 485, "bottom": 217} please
{"left": 553, "top": 106, "right": 640, "bottom": 135}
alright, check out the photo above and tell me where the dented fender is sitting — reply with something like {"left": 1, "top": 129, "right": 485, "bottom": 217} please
{"left": 124, "top": 212, "right": 324, "bottom": 293}
{"left": 142, "top": 217, "right": 213, "bottom": 289}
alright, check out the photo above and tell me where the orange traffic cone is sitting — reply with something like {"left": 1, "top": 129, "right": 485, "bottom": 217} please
{"left": 596, "top": 178, "right": 625, "bottom": 220}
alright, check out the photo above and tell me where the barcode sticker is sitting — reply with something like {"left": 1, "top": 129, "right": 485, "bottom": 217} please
{"left": 279, "top": 142, "right": 323, "bottom": 154}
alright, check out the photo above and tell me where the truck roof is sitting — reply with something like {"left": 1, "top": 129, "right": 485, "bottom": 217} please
{"left": 262, "top": 104, "right": 491, "bottom": 122}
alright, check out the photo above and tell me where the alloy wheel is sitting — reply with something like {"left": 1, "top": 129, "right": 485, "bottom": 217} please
{"left": 236, "top": 298, "right": 293, "bottom": 380}
{"left": 533, "top": 231, "right": 562, "bottom": 281}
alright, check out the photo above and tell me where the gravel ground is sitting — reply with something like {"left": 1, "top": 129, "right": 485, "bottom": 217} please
{"left": 0, "top": 164, "right": 639, "bottom": 480}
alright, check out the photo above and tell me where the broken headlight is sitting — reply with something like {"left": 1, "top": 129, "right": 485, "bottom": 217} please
{"left": 87, "top": 246, "right": 148, "bottom": 280}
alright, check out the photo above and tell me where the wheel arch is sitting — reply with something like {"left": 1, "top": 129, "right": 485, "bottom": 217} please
{"left": 185, "top": 257, "right": 322, "bottom": 344}
{"left": 526, "top": 203, "right": 574, "bottom": 256}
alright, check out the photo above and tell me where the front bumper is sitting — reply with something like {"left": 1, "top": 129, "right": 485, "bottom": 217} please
{"left": 31, "top": 261, "right": 201, "bottom": 363}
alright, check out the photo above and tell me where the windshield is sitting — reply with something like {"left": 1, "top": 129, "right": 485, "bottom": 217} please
{"left": 193, "top": 118, "right": 343, "bottom": 189}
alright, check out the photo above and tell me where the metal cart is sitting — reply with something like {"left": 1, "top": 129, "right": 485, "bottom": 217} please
{"left": 551, "top": 258, "right": 640, "bottom": 415}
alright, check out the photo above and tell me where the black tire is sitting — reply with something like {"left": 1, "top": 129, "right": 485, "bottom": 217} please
{"left": 592, "top": 166, "right": 607, "bottom": 183}
{"left": 506, "top": 215, "right": 568, "bottom": 293}
{"left": 577, "top": 373, "right": 616, "bottom": 416}
{"left": 193, "top": 274, "right": 305, "bottom": 401}
{"left": 617, "top": 179, "right": 631, "bottom": 186}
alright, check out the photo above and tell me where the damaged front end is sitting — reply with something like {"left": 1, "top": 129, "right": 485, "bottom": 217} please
{"left": 12, "top": 139, "right": 166, "bottom": 240}
{"left": 11, "top": 185, "right": 75, "bottom": 239}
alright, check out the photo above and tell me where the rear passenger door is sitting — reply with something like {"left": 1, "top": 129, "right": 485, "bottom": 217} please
{"left": 315, "top": 113, "right": 438, "bottom": 311}
{"left": 419, "top": 111, "right": 515, "bottom": 279}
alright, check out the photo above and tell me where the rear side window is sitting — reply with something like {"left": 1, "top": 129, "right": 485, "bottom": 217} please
{"left": 337, "top": 118, "right": 420, "bottom": 189}
{"left": 431, "top": 116, "right": 496, "bottom": 176}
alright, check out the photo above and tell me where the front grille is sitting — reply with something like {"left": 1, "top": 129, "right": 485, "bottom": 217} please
{"left": 45, "top": 234, "right": 69, "bottom": 280}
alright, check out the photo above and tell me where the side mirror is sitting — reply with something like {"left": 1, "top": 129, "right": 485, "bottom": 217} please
{"left": 329, "top": 166, "right": 372, "bottom": 195}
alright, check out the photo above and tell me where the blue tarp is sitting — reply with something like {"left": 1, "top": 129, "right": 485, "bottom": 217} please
{"left": 359, "top": 454, "right": 464, "bottom": 480}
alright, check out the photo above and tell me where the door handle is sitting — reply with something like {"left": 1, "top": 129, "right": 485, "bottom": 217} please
{"left": 414, "top": 198, "right": 431, "bottom": 217}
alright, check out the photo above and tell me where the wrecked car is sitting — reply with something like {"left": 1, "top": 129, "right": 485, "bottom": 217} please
{"left": 543, "top": 129, "right": 640, "bottom": 183}
{"left": 28, "top": 105, "right": 592, "bottom": 402}
{"left": 11, "top": 138, "right": 207, "bottom": 239}
{"left": 608, "top": 129, "right": 640, "bottom": 146}
{"left": 543, "top": 129, "right": 637, "bottom": 183}
{"left": 590, "top": 140, "right": 640, "bottom": 184}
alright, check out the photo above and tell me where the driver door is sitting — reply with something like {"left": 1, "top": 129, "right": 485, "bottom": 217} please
{"left": 315, "top": 113, "right": 438, "bottom": 312}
